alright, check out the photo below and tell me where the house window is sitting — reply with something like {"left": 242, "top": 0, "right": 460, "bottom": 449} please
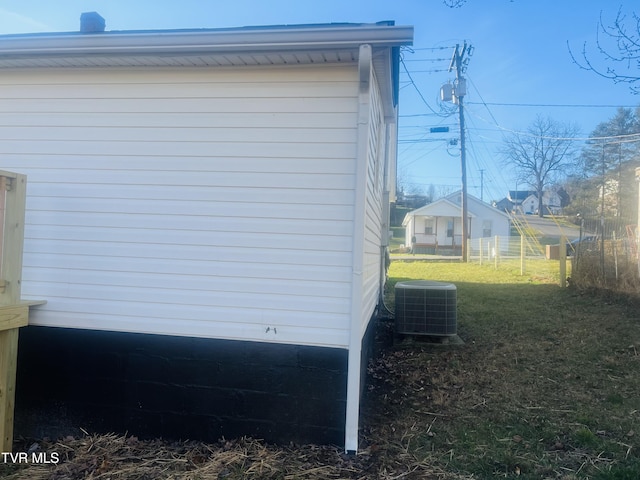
{"left": 424, "top": 219, "right": 434, "bottom": 235}
{"left": 447, "top": 220, "right": 454, "bottom": 238}
{"left": 482, "top": 220, "right": 492, "bottom": 238}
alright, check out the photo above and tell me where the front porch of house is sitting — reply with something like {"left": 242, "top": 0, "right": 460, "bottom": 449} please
{"left": 410, "top": 232, "right": 464, "bottom": 255}
{"left": 407, "top": 214, "right": 468, "bottom": 255}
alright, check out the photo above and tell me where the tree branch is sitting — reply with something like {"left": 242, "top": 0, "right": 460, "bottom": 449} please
{"left": 568, "top": 7, "right": 640, "bottom": 94}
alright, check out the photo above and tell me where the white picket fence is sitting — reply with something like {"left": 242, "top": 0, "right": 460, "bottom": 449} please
{"left": 468, "top": 235, "right": 569, "bottom": 285}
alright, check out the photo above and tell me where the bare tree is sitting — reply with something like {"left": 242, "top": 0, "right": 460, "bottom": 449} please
{"left": 501, "top": 116, "right": 579, "bottom": 217}
{"left": 569, "top": 7, "right": 640, "bottom": 94}
{"left": 442, "top": 0, "right": 467, "bottom": 7}
{"left": 442, "top": 0, "right": 513, "bottom": 7}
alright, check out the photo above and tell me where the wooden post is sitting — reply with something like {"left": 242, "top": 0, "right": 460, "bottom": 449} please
{"left": 0, "top": 172, "right": 26, "bottom": 305}
{"left": 520, "top": 235, "right": 525, "bottom": 275}
{"left": 487, "top": 240, "right": 491, "bottom": 265}
{"left": 0, "top": 177, "right": 5, "bottom": 274}
{"left": 559, "top": 236, "right": 567, "bottom": 288}
{"left": 0, "top": 171, "right": 27, "bottom": 452}
{"left": 612, "top": 231, "right": 619, "bottom": 281}
{"left": 494, "top": 235, "right": 500, "bottom": 269}
{"left": 478, "top": 237, "right": 483, "bottom": 266}
{"left": 636, "top": 168, "right": 640, "bottom": 279}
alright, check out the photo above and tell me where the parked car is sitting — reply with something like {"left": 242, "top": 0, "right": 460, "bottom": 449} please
{"left": 566, "top": 236, "right": 599, "bottom": 256}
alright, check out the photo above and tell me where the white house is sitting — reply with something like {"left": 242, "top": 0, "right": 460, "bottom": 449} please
{"left": 403, "top": 191, "right": 511, "bottom": 254}
{"left": 520, "top": 193, "right": 538, "bottom": 215}
{"left": 505, "top": 190, "right": 563, "bottom": 215}
{"left": 3, "top": 15, "right": 413, "bottom": 453}
{"left": 521, "top": 191, "right": 563, "bottom": 215}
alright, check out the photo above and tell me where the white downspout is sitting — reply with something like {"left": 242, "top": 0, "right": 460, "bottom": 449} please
{"left": 344, "top": 43, "right": 371, "bottom": 454}
{"left": 380, "top": 123, "right": 392, "bottom": 289}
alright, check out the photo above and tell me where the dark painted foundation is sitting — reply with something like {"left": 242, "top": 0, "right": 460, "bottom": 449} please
{"left": 14, "top": 326, "right": 357, "bottom": 447}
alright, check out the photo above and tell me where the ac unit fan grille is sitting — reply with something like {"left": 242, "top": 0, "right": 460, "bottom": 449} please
{"left": 395, "top": 280, "right": 457, "bottom": 336}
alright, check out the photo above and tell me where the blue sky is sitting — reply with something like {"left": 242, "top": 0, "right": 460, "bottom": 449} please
{"left": 0, "top": 0, "right": 638, "bottom": 202}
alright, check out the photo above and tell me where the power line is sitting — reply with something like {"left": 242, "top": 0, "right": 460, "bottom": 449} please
{"left": 466, "top": 101, "right": 639, "bottom": 108}
{"left": 401, "top": 69, "right": 450, "bottom": 74}
{"left": 398, "top": 138, "right": 456, "bottom": 144}
{"left": 399, "top": 142, "right": 448, "bottom": 168}
{"left": 405, "top": 46, "right": 456, "bottom": 52}
{"left": 466, "top": 107, "right": 640, "bottom": 143}
{"left": 403, "top": 58, "right": 451, "bottom": 63}
{"left": 467, "top": 76, "right": 500, "bottom": 127}
{"left": 399, "top": 55, "right": 447, "bottom": 117}
{"left": 399, "top": 113, "right": 445, "bottom": 118}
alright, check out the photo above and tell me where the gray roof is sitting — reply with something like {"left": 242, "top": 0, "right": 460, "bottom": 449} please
{"left": 0, "top": 21, "right": 413, "bottom": 69}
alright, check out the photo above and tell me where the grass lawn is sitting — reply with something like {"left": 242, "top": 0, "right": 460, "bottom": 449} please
{"left": 363, "top": 260, "right": 640, "bottom": 479}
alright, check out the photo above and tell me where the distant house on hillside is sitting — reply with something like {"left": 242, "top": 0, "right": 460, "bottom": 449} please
{"left": 493, "top": 197, "right": 513, "bottom": 214}
{"left": 521, "top": 191, "right": 562, "bottom": 215}
{"left": 493, "top": 190, "right": 532, "bottom": 214}
{"left": 495, "top": 189, "right": 564, "bottom": 215}
{"left": 402, "top": 191, "right": 511, "bottom": 254}
{"left": 395, "top": 191, "right": 430, "bottom": 209}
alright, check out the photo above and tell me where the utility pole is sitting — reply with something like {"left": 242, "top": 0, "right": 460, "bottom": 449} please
{"left": 448, "top": 42, "right": 472, "bottom": 261}
{"left": 600, "top": 141, "right": 606, "bottom": 280}
{"left": 479, "top": 169, "right": 485, "bottom": 202}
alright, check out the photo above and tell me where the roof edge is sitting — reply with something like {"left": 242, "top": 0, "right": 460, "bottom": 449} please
{"left": 0, "top": 23, "right": 414, "bottom": 58}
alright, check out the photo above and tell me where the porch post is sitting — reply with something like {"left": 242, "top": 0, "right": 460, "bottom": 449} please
{"left": 0, "top": 172, "right": 27, "bottom": 452}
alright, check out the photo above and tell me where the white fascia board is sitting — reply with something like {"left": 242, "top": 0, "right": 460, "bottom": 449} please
{"left": 0, "top": 24, "right": 413, "bottom": 57}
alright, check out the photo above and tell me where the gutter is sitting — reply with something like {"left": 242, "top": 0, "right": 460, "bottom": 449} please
{"left": 0, "top": 24, "right": 414, "bottom": 58}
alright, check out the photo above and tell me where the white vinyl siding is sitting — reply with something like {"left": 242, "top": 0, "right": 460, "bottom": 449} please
{"left": 1, "top": 65, "right": 359, "bottom": 348}
{"left": 360, "top": 69, "right": 386, "bottom": 336}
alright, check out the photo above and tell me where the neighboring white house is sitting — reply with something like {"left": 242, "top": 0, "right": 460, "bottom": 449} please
{"left": 403, "top": 191, "right": 511, "bottom": 254}
{"left": 502, "top": 190, "right": 563, "bottom": 215}
{"left": 2, "top": 16, "right": 413, "bottom": 452}
{"left": 521, "top": 191, "right": 562, "bottom": 215}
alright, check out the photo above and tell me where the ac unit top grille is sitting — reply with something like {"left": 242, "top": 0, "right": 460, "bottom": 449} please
{"left": 395, "top": 280, "right": 456, "bottom": 291}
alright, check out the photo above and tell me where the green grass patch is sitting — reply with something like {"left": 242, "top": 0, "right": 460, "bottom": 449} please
{"left": 593, "top": 460, "right": 640, "bottom": 480}
{"left": 573, "top": 427, "right": 600, "bottom": 448}
{"left": 365, "top": 259, "right": 640, "bottom": 479}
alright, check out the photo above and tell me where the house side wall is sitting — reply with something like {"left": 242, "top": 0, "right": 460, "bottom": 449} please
{"left": 469, "top": 216, "right": 503, "bottom": 238}
{"left": 466, "top": 198, "right": 510, "bottom": 240}
{"left": 360, "top": 68, "right": 386, "bottom": 336}
{"left": 404, "top": 217, "right": 414, "bottom": 247}
{"left": 522, "top": 195, "right": 538, "bottom": 214}
{"left": 1, "top": 65, "right": 358, "bottom": 349}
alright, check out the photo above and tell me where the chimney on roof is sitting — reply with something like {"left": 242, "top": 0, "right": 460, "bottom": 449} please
{"left": 80, "top": 12, "right": 105, "bottom": 33}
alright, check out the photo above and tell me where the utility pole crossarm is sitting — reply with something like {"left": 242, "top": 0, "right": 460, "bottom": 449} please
{"left": 448, "top": 45, "right": 458, "bottom": 73}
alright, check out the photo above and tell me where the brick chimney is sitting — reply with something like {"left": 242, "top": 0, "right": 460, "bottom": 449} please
{"left": 80, "top": 12, "right": 105, "bottom": 33}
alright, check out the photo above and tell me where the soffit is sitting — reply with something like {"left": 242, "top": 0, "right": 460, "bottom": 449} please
{"left": 0, "top": 24, "right": 412, "bottom": 69}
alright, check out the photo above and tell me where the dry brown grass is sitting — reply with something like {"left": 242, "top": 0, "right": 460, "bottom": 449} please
{"left": 4, "top": 433, "right": 372, "bottom": 480}
{"left": 570, "top": 243, "right": 640, "bottom": 295}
